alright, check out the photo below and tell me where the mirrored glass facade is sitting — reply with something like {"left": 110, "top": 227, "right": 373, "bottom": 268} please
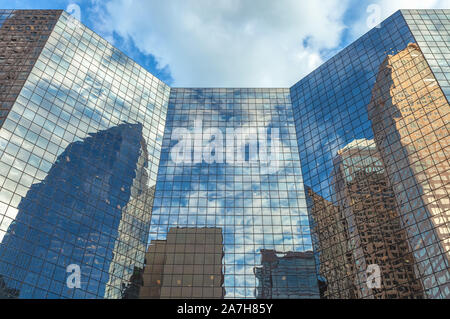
{"left": 0, "top": 11, "right": 169, "bottom": 298}
{"left": 0, "top": 8, "right": 448, "bottom": 299}
{"left": 147, "top": 88, "right": 313, "bottom": 298}
{"left": 291, "top": 9, "right": 449, "bottom": 299}
{"left": 403, "top": 10, "right": 450, "bottom": 100}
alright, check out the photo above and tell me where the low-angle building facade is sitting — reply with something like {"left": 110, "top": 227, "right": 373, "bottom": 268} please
{"left": 0, "top": 9, "right": 448, "bottom": 298}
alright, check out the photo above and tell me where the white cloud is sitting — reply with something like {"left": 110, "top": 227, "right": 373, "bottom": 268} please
{"left": 91, "top": 0, "right": 350, "bottom": 87}
{"left": 89, "top": 0, "right": 450, "bottom": 87}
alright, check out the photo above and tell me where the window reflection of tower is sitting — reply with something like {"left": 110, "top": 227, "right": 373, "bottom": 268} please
{"left": 139, "top": 227, "right": 225, "bottom": 299}
{"left": 0, "top": 123, "right": 150, "bottom": 298}
{"left": 332, "top": 138, "right": 423, "bottom": 298}
{"left": 367, "top": 43, "right": 450, "bottom": 299}
{"left": 306, "top": 186, "right": 357, "bottom": 299}
{"left": 104, "top": 130, "right": 155, "bottom": 298}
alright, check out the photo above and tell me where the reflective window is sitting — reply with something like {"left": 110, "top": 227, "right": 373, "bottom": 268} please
{"left": 0, "top": 10, "right": 170, "bottom": 298}
{"left": 291, "top": 9, "right": 450, "bottom": 299}
{"left": 0, "top": 9, "right": 449, "bottom": 300}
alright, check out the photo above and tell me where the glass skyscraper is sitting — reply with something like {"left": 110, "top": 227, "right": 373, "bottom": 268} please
{"left": 0, "top": 9, "right": 448, "bottom": 299}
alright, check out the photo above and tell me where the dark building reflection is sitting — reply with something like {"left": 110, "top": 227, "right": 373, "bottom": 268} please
{"left": 0, "top": 274, "right": 19, "bottom": 298}
{"left": 105, "top": 185, "right": 156, "bottom": 298}
{"left": 254, "top": 249, "right": 320, "bottom": 299}
{"left": 0, "top": 122, "right": 153, "bottom": 298}
{"left": 140, "top": 227, "right": 224, "bottom": 299}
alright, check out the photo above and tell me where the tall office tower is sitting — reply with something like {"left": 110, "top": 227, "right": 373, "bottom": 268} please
{"left": 291, "top": 9, "right": 449, "bottom": 299}
{"left": 0, "top": 10, "right": 61, "bottom": 128}
{"left": 254, "top": 249, "right": 320, "bottom": 298}
{"left": 368, "top": 43, "right": 450, "bottom": 298}
{"left": 0, "top": 10, "right": 169, "bottom": 298}
{"left": 140, "top": 227, "right": 224, "bottom": 299}
{"left": 331, "top": 139, "right": 423, "bottom": 298}
{"left": 306, "top": 187, "right": 356, "bottom": 298}
{"left": 0, "top": 8, "right": 449, "bottom": 298}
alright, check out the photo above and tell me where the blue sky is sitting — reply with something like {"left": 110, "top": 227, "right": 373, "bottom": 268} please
{"left": 1, "top": 0, "right": 449, "bottom": 86}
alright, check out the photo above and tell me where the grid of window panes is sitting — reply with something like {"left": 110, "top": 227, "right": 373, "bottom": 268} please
{"left": 290, "top": 9, "right": 449, "bottom": 299}
{"left": 0, "top": 8, "right": 448, "bottom": 300}
{"left": 402, "top": 9, "right": 450, "bottom": 100}
{"left": 150, "top": 88, "right": 314, "bottom": 298}
{"left": 0, "top": 11, "right": 170, "bottom": 298}
{"left": 367, "top": 41, "right": 450, "bottom": 298}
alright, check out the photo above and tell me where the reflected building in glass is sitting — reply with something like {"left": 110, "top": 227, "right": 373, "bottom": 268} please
{"left": 0, "top": 8, "right": 449, "bottom": 298}
{"left": 0, "top": 122, "right": 151, "bottom": 298}
{"left": 0, "top": 10, "right": 169, "bottom": 298}
{"left": 368, "top": 43, "right": 449, "bottom": 297}
{"left": 331, "top": 138, "right": 424, "bottom": 298}
{"left": 292, "top": 9, "right": 449, "bottom": 299}
{"left": 306, "top": 186, "right": 356, "bottom": 298}
{"left": 254, "top": 249, "right": 320, "bottom": 299}
{"left": 105, "top": 185, "right": 156, "bottom": 299}
{"left": 140, "top": 227, "right": 224, "bottom": 299}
